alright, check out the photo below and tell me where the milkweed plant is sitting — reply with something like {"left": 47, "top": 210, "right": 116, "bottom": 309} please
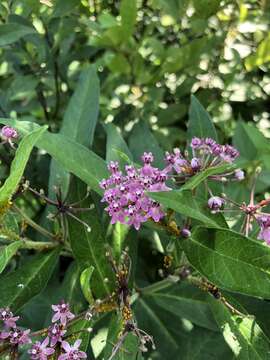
{"left": 1, "top": 2, "right": 270, "bottom": 360}
{"left": 1, "top": 102, "right": 270, "bottom": 359}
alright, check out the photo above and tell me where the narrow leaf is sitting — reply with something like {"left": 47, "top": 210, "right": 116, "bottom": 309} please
{"left": 181, "top": 163, "right": 236, "bottom": 191}
{"left": 144, "top": 282, "right": 217, "bottom": 331}
{"left": 105, "top": 123, "right": 133, "bottom": 168}
{"left": 0, "top": 23, "right": 36, "bottom": 46}
{"left": 0, "top": 125, "right": 47, "bottom": 206}
{"left": 149, "top": 190, "right": 222, "bottom": 228}
{"left": 187, "top": 95, "right": 217, "bottom": 141}
{"left": 49, "top": 66, "right": 100, "bottom": 198}
{"left": 80, "top": 266, "right": 95, "bottom": 305}
{"left": 209, "top": 297, "right": 270, "bottom": 359}
{"left": 0, "top": 241, "right": 22, "bottom": 274}
{"left": 0, "top": 119, "right": 108, "bottom": 195}
{"left": 120, "top": 0, "right": 137, "bottom": 38}
{"left": 183, "top": 227, "right": 270, "bottom": 299}
{"left": 69, "top": 181, "right": 112, "bottom": 298}
{"left": 0, "top": 248, "right": 59, "bottom": 310}
{"left": 129, "top": 122, "right": 164, "bottom": 168}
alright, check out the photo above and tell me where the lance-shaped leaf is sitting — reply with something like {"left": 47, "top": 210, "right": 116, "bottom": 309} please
{"left": 208, "top": 296, "right": 270, "bottom": 359}
{"left": 120, "top": 0, "right": 137, "bottom": 39}
{"left": 103, "top": 314, "right": 143, "bottom": 360}
{"left": 0, "top": 23, "right": 36, "bottom": 46}
{"left": 134, "top": 296, "right": 231, "bottom": 359}
{"left": 129, "top": 122, "right": 164, "bottom": 168}
{"left": 105, "top": 123, "right": 133, "bottom": 168}
{"left": 65, "top": 318, "right": 91, "bottom": 352}
{"left": 69, "top": 181, "right": 112, "bottom": 298}
{"left": 149, "top": 190, "right": 224, "bottom": 228}
{"left": 49, "top": 66, "right": 100, "bottom": 198}
{"left": 0, "top": 241, "right": 22, "bottom": 274}
{"left": 183, "top": 227, "right": 270, "bottom": 299}
{"left": 0, "top": 248, "right": 59, "bottom": 310}
{"left": 0, "top": 125, "right": 47, "bottom": 206}
{"left": 187, "top": 95, "right": 218, "bottom": 141}
{"left": 80, "top": 266, "right": 95, "bottom": 305}
{"left": 181, "top": 163, "right": 236, "bottom": 191}
{"left": 143, "top": 282, "right": 217, "bottom": 331}
{"left": 0, "top": 119, "right": 108, "bottom": 195}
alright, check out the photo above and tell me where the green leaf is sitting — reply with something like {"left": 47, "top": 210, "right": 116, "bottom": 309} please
{"left": 103, "top": 314, "right": 143, "bottom": 360}
{"left": 0, "top": 241, "right": 22, "bottom": 274}
{"left": 183, "top": 227, "right": 270, "bottom": 299}
{"left": 245, "top": 33, "right": 270, "bottom": 71}
{"left": 105, "top": 123, "right": 133, "bottom": 169}
{"left": 0, "top": 125, "right": 47, "bottom": 206}
{"left": 193, "top": 0, "right": 220, "bottom": 19}
{"left": 149, "top": 190, "right": 222, "bottom": 228}
{"left": 59, "top": 262, "right": 85, "bottom": 314}
{"left": 0, "top": 23, "right": 36, "bottom": 46}
{"left": 143, "top": 282, "right": 218, "bottom": 331}
{"left": 49, "top": 66, "right": 100, "bottom": 198}
{"left": 0, "top": 119, "right": 108, "bottom": 195}
{"left": 129, "top": 122, "right": 164, "bottom": 168}
{"left": 80, "top": 266, "right": 95, "bottom": 305}
{"left": 69, "top": 181, "right": 112, "bottom": 298}
{"left": 134, "top": 296, "right": 231, "bottom": 359}
{"left": 53, "top": 0, "right": 79, "bottom": 17}
{"left": 66, "top": 318, "right": 91, "bottom": 352}
{"left": 187, "top": 95, "right": 218, "bottom": 141}
{"left": 112, "top": 222, "right": 130, "bottom": 259}
{"left": 209, "top": 297, "right": 270, "bottom": 359}
{"left": 181, "top": 163, "right": 236, "bottom": 191}
{"left": 0, "top": 248, "right": 59, "bottom": 310}
{"left": 120, "top": 0, "right": 137, "bottom": 38}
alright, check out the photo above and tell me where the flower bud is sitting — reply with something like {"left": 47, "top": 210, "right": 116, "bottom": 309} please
{"left": 208, "top": 196, "right": 225, "bottom": 212}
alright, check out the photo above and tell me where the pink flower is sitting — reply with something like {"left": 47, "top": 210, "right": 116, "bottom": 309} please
{"left": 51, "top": 301, "right": 75, "bottom": 326}
{"left": 48, "top": 323, "right": 66, "bottom": 347}
{"left": 28, "top": 337, "right": 55, "bottom": 360}
{"left": 58, "top": 340, "right": 87, "bottom": 360}
{"left": 0, "top": 308, "right": 19, "bottom": 328}
{"left": 208, "top": 196, "right": 225, "bottom": 213}
{"left": 100, "top": 156, "right": 169, "bottom": 230}
{"left": 1, "top": 126, "right": 18, "bottom": 140}
{"left": 1, "top": 328, "right": 31, "bottom": 345}
{"left": 257, "top": 216, "right": 270, "bottom": 245}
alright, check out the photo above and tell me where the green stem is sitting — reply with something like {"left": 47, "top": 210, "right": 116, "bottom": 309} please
{"left": 139, "top": 277, "right": 179, "bottom": 295}
{"left": 22, "top": 239, "right": 58, "bottom": 250}
{"left": 13, "top": 204, "right": 56, "bottom": 240}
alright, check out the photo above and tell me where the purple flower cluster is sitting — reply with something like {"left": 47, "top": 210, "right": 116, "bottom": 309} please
{"left": 256, "top": 216, "right": 270, "bottom": 244}
{"left": 100, "top": 155, "right": 170, "bottom": 230}
{"left": 208, "top": 196, "right": 225, "bottom": 213}
{"left": 28, "top": 301, "right": 86, "bottom": 360}
{"left": 164, "top": 137, "right": 241, "bottom": 179}
{"left": 0, "top": 301, "right": 86, "bottom": 359}
{"left": 100, "top": 139, "right": 242, "bottom": 230}
{"left": 190, "top": 137, "right": 239, "bottom": 163}
{"left": 0, "top": 126, "right": 18, "bottom": 147}
{"left": 0, "top": 307, "right": 31, "bottom": 345}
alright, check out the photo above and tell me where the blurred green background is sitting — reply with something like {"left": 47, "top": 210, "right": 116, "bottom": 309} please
{"left": 0, "top": 0, "right": 270, "bottom": 155}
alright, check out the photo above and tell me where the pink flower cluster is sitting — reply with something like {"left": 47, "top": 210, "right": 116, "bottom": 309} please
{"left": 28, "top": 301, "right": 86, "bottom": 360}
{"left": 100, "top": 139, "right": 242, "bottom": 230}
{"left": 0, "top": 307, "right": 31, "bottom": 345}
{"left": 256, "top": 216, "right": 270, "bottom": 244}
{"left": 100, "top": 154, "right": 170, "bottom": 230}
{"left": 0, "top": 126, "right": 18, "bottom": 147}
{"left": 0, "top": 301, "right": 86, "bottom": 359}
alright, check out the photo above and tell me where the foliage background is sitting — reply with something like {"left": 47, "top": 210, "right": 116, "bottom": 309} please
{"left": 0, "top": 0, "right": 270, "bottom": 359}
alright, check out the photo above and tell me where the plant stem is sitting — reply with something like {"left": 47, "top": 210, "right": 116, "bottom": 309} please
{"left": 139, "top": 277, "right": 179, "bottom": 295}
{"left": 12, "top": 204, "right": 56, "bottom": 240}
{"left": 22, "top": 239, "right": 58, "bottom": 250}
